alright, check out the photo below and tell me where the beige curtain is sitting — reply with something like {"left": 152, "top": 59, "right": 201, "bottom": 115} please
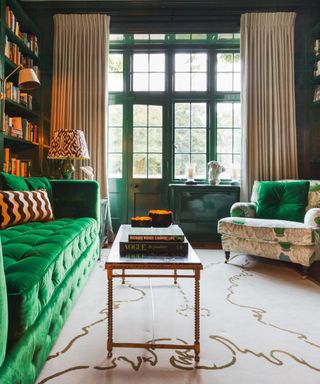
{"left": 51, "top": 14, "right": 114, "bottom": 240}
{"left": 240, "top": 12, "right": 298, "bottom": 200}
{"left": 51, "top": 14, "right": 109, "bottom": 196}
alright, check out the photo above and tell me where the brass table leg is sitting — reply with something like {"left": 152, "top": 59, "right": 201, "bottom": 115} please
{"left": 194, "top": 269, "right": 200, "bottom": 362}
{"left": 107, "top": 268, "right": 113, "bottom": 358}
{"left": 174, "top": 269, "right": 177, "bottom": 284}
{"left": 122, "top": 269, "right": 125, "bottom": 284}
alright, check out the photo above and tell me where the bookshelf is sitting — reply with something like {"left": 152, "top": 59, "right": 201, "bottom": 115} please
{"left": 0, "top": 0, "right": 48, "bottom": 177}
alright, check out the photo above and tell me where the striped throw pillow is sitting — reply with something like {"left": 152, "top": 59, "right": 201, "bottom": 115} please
{"left": 0, "top": 189, "right": 54, "bottom": 229}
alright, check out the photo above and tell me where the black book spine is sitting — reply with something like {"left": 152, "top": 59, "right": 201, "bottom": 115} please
{"left": 119, "top": 241, "right": 188, "bottom": 257}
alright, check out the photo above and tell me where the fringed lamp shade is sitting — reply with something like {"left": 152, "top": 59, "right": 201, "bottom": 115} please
{"left": 48, "top": 129, "right": 89, "bottom": 160}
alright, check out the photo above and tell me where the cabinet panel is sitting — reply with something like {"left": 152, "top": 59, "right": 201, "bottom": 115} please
{"left": 169, "top": 184, "right": 240, "bottom": 242}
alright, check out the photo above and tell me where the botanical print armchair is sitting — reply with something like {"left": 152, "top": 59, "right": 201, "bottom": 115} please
{"left": 218, "top": 180, "right": 320, "bottom": 276}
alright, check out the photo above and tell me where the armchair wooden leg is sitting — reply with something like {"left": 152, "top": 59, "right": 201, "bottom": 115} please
{"left": 301, "top": 266, "right": 309, "bottom": 279}
{"left": 225, "top": 251, "right": 230, "bottom": 263}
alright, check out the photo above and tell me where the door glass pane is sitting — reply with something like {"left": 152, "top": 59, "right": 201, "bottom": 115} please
{"left": 148, "top": 128, "right": 162, "bottom": 152}
{"left": 133, "top": 104, "right": 163, "bottom": 179}
{"left": 148, "top": 154, "right": 162, "bottom": 178}
{"left": 133, "top": 154, "right": 147, "bottom": 178}
{"left": 133, "top": 128, "right": 147, "bottom": 152}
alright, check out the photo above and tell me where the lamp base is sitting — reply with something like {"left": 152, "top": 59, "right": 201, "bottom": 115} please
{"left": 61, "top": 158, "right": 74, "bottom": 179}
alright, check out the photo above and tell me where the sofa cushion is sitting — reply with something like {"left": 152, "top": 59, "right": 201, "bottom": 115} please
{"left": 25, "top": 177, "right": 53, "bottom": 203}
{"left": 0, "top": 190, "right": 53, "bottom": 229}
{"left": 1, "top": 217, "right": 98, "bottom": 341}
{"left": 256, "top": 181, "right": 309, "bottom": 222}
{"left": 0, "top": 172, "right": 29, "bottom": 191}
{"left": 218, "top": 217, "right": 315, "bottom": 245}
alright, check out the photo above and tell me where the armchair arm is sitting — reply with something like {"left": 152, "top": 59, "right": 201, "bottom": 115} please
{"left": 230, "top": 202, "right": 257, "bottom": 218}
{"left": 50, "top": 180, "right": 100, "bottom": 225}
{"left": 304, "top": 208, "right": 320, "bottom": 227}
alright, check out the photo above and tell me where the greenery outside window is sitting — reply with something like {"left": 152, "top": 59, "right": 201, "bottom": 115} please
{"left": 108, "top": 33, "right": 240, "bottom": 182}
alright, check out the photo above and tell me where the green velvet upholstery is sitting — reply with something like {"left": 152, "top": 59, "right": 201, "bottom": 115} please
{"left": 25, "top": 177, "right": 53, "bottom": 202}
{"left": 0, "top": 240, "right": 8, "bottom": 367}
{"left": 256, "top": 181, "right": 310, "bottom": 223}
{"left": 51, "top": 180, "right": 100, "bottom": 227}
{"left": 2, "top": 218, "right": 98, "bottom": 341}
{"left": 0, "top": 179, "right": 100, "bottom": 384}
{"left": 0, "top": 172, "right": 29, "bottom": 191}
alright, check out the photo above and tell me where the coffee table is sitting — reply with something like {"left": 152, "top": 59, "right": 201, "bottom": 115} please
{"left": 105, "top": 224, "right": 203, "bottom": 362}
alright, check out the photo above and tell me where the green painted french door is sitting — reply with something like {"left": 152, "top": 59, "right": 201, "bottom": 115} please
{"left": 127, "top": 101, "right": 169, "bottom": 220}
{"left": 108, "top": 100, "right": 169, "bottom": 232}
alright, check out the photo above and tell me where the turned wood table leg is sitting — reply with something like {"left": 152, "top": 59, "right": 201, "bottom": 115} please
{"left": 107, "top": 268, "right": 113, "bottom": 358}
{"left": 122, "top": 269, "right": 125, "bottom": 284}
{"left": 194, "top": 269, "right": 200, "bottom": 362}
{"left": 174, "top": 269, "right": 177, "bottom": 284}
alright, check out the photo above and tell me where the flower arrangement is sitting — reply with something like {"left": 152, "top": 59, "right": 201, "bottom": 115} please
{"left": 208, "top": 160, "right": 225, "bottom": 185}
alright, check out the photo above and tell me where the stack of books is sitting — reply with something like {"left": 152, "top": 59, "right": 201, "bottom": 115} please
{"left": 119, "top": 225, "right": 188, "bottom": 257}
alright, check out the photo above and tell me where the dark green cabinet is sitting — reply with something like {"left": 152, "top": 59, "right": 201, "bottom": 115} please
{"left": 169, "top": 184, "right": 240, "bottom": 242}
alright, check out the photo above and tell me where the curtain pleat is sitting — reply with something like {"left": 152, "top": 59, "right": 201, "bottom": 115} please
{"left": 51, "top": 14, "right": 114, "bottom": 240}
{"left": 240, "top": 13, "right": 298, "bottom": 200}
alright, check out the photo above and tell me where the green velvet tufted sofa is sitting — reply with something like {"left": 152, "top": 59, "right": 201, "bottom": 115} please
{"left": 0, "top": 177, "right": 100, "bottom": 384}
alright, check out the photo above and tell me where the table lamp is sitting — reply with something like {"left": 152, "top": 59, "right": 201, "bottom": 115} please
{"left": 47, "top": 129, "right": 90, "bottom": 179}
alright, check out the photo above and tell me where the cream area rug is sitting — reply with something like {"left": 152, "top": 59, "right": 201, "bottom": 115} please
{"left": 37, "top": 250, "right": 320, "bottom": 384}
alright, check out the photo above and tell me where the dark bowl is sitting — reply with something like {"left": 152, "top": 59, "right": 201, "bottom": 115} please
{"left": 131, "top": 219, "right": 152, "bottom": 228}
{"left": 149, "top": 212, "right": 173, "bottom": 227}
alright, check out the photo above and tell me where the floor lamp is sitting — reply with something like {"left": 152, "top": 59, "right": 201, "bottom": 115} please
{"left": 1, "top": 65, "right": 41, "bottom": 131}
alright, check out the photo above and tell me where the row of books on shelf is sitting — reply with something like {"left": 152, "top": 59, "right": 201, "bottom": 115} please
{"left": 5, "top": 37, "right": 40, "bottom": 77}
{"left": 6, "top": 82, "right": 33, "bottom": 109}
{"left": 3, "top": 115, "right": 38, "bottom": 143}
{"left": 314, "top": 39, "right": 320, "bottom": 57}
{"left": 3, "top": 148, "right": 31, "bottom": 177}
{"left": 5, "top": 6, "right": 39, "bottom": 55}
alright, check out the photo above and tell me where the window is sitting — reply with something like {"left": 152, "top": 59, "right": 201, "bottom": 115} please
{"left": 174, "top": 53, "right": 207, "bottom": 91}
{"left": 108, "top": 33, "right": 240, "bottom": 182}
{"left": 108, "top": 53, "right": 123, "bottom": 92}
{"left": 107, "top": 104, "right": 123, "bottom": 178}
{"left": 132, "top": 53, "right": 165, "bottom": 91}
{"left": 174, "top": 102, "right": 207, "bottom": 178}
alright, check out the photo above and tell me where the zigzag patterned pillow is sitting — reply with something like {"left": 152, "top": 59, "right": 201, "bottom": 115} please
{"left": 0, "top": 189, "right": 54, "bottom": 229}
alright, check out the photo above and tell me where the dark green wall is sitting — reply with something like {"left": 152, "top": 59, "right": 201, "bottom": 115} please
{"left": 22, "top": 0, "right": 320, "bottom": 179}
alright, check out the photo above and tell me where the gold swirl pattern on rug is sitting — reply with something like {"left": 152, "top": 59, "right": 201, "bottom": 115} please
{"left": 38, "top": 256, "right": 320, "bottom": 383}
{"left": 225, "top": 258, "right": 320, "bottom": 351}
{"left": 176, "top": 282, "right": 211, "bottom": 318}
{"left": 47, "top": 283, "right": 146, "bottom": 361}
